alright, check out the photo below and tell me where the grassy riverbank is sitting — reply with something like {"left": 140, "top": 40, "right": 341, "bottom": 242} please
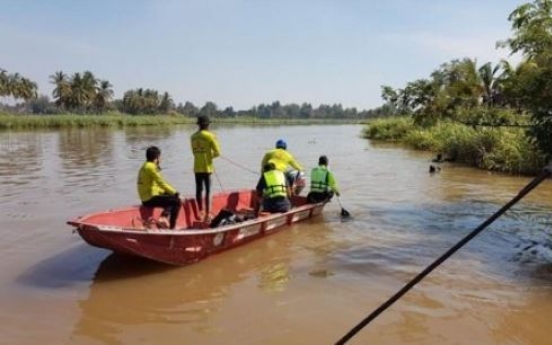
{"left": 363, "top": 117, "right": 547, "bottom": 175}
{"left": 0, "top": 113, "right": 363, "bottom": 130}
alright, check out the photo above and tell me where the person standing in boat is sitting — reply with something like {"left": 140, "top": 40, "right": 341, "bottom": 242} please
{"left": 190, "top": 115, "right": 221, "bottom": 222}
{"left": 137, "top": 146, "right": 181, "bottom": 229}
{"left": 307, "top": 155, "right": 340, "bottom": 203}
{"left": 255, "top": 162, "right": 292, "bottom": 215}
{"left": 260, "top": 139, "right": 304, "bottom": 194}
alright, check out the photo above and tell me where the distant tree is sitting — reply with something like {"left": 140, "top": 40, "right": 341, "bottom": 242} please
{"left": 50, "top": 71, "right": 72, "bottom": 108}
{"left": 94, "top": 80, "right": 114, "bottom": 112}
{"left": 182, "top": 101, "right": 199, "bottom": 117}
{"left": 158, "top": 92, "right": 174, "bottom": 113}
{"left": 299, "top": 103, "right": 313, "bottom": 118}
{"left": 221, "top": 106, "right": 235, "bottom": 118}
{"left": 200, "top": 101, "right": 218, "bottom": 118}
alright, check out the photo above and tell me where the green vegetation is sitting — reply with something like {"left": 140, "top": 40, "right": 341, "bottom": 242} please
{"left": 0, "top": 68, "right": 37, "bottom": 102}
{"left": 366, "top": 0, "right": 552, "bottom": 174}
{"left": 365, "top": 117, "right": 546, "bottom": 174}
{"left": 0, "top": 114, "right": 190, "bottom": 129}
{"left": 0, "top": 113, "right": 361, "bottom": 130}
{"left": 2, "top": 68, "right": 385, "bottom": 120}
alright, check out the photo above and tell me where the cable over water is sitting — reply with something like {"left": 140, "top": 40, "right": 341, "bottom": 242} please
{"left": 335, "top": 162, "right": 552, "bottom": 345}
{"left": 219, "top": 155, "right": 259, "bottom": 175}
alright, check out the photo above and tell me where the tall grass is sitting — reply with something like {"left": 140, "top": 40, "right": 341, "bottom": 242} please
{"left": 0, "top": 114, "right": 194, "bottom": 129}
{"left": 364, "top": 118, "right": 547, "bottom": 175}
{"left": 0, "top": 114, "right": 361, "bottom": 130}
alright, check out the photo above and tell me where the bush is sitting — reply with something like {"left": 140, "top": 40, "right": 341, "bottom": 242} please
{"left": 363, "top": 117, "right": 415, "bottom": 141}
{"left": 363, "top": 117, "right": 547, "bottom": 175}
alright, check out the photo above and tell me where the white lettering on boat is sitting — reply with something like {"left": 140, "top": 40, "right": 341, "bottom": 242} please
{"left": 235, "top": 224, "right": 261, "bottom": 241}
{"left": 291, "top": 210, "right": 310, "bottom": 222}
{"left": 213, "top": 232, "right": 225, "bottom": 247}
{"left": 265, "top": 217, "right": 287, "bottom": 231}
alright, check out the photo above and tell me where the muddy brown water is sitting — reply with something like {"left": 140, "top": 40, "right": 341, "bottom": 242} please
{"left": 1, "top": 124, "right": 552, "bottom": 345}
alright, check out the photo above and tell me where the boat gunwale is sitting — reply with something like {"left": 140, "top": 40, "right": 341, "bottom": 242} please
{"left": 68, "top": 203, "right": 322, "bottom": 236}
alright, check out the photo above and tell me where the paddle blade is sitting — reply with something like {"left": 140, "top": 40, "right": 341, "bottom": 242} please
{"left": 341, "top": 208, "right": 351, "bottom": 218}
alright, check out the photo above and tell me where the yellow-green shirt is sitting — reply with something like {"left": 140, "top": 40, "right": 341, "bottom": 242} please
{"left": 137, "top": 161, "right": 177, "bottom": 202}
{"left": 260, "top": 148, "right": 303, "bottom": 173}
{"left": 191, "top": 130, "right": 221, "bottom": 173}
{"left": 310, "top": 165, "right": 340, "bottom": 194}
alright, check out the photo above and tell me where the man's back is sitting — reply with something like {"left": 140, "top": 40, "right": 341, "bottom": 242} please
{"left": 261, "top": 148, "right": 302, "bottom": 172}
{"left": 191, "top": 130, "right": 221, "bottom": 173}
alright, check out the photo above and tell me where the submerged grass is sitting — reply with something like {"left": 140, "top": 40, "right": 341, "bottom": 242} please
{"left": 364, "top": 117, "right": 547, "bottom": 175}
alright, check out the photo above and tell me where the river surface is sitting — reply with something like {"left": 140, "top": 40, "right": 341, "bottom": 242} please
{"left": 1, "top": 124, "right": 552, "bottom": 345}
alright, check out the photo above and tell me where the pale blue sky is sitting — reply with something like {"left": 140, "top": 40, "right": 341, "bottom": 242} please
{"left": 0, "top": 0, "right": 523, "bottom": 110}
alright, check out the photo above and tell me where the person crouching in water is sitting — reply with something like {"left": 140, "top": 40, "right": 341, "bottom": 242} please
{"left": 137, "top": 146, "right": 181, "bottom": 229}
{"left": 307, "top": 155, "right": 340, "bottom": 203}
{"left": 255, "top": 162, "right": 292, "bottom": 216}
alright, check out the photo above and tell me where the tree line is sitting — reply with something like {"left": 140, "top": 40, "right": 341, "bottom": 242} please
{"left": 1, "top": 68, "right": 384, "bottom": 119}
{"left": 0, "top": 68, "right": 38, "bottom": 102}
{"left": 379, "top": 0, "right": 552, "bottom": 157}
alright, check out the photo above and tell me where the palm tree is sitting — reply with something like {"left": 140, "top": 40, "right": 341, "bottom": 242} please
{"left": 478, "top": 62, "right": 501, "bottom": 106}
{"left": 19, "top": 78, "right": 38, "bottom": 101}
{"left": 0, "top": 68, "right": 8, "bottom": 98}
{"left": 50, "top": 71, "right": 72, "bottom": 108}
{"left": 70, "top": 72, "right": 88, "bottom": 110}
{"left": 94, "top": 80, "right": 114, "bottom": 112}
{"left": 7, "top": 73, "right": 22, "bottom": 100}
{"left": 158, "top": 92, "right": 173, "bottom": 113}
{"left": 82, "top": 70, "right": 98, "bottom": 108}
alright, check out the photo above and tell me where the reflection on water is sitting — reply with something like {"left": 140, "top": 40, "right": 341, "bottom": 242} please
{"left": 0, "top": 131, "right": 43, "bottom": 189}
{"left": 1, "top": 125, "right": 552, "bottom": 345}
{"left": 68, "top": 227, "right": 303, "bottom": 345}
{"left": 123, "top": 125, "right": 178, "bottom": 147}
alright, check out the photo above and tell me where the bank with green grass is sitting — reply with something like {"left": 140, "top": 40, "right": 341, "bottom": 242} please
{"left": 363, "top": 116, "right": 547, "bottom": 175}
{"left": 0, "top": 113, "right": 363, "bottom": 130}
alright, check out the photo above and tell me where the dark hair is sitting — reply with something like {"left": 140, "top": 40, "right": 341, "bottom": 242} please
{"left": 318, "top": 155, "right": 328, "bottom": 165}
{"left": 146, "top": 146, "right": 161, "bottom": 162}
{"left": 197, "top": 115, "right": 210, "bottom": 128}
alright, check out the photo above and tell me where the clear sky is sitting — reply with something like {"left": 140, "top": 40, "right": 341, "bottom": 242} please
{"left": 0, "top": 0, "right": 524, "bottom": 110}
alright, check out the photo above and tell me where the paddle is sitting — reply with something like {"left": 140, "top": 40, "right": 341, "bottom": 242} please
{"left": 336, "top": 195, "right": 351, "bottom": 218}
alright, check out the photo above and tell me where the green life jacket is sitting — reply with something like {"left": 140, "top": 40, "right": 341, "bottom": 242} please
{"left": 310, "top": 166, "right": 330, "bottom": 193}
{"left": 263, "top": 170, "right": 287, "bottom": 198}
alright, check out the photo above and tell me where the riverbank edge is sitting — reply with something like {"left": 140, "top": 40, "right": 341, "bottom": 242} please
{"left": 362, "top": 117, "right": 548, "bottom": 176}
{"left": 0, "top": 114, "right": 368, "bottom": 130}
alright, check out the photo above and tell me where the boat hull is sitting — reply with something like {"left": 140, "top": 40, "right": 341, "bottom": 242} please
{"left": 68, "top": 190, "right": 325, "bottom": 265}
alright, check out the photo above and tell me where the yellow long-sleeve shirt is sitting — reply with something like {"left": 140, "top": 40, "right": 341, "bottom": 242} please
{"left": 260, "top": 148, "right": 303, "bottom": 173}
{"left": 137, "top": 161, "right": 177, "bottom": 202}
{"left": 191, "top": 130, "right": 221, "bottom": 173}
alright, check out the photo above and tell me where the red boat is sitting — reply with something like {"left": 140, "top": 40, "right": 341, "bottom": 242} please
{"left": 67, "top": 189, "right": 326, "bottom": 265}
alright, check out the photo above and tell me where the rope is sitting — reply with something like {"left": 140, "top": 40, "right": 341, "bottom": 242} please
{"left": 220, "top": 155, "right": 259, "bottom": 175}
{"left": 335, "top": 163, "right": 552, "bottom": 345}
{"left": 213, "top": 169, "right": 225, "bottom": 194}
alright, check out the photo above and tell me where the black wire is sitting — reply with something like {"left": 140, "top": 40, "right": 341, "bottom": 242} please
{"left": 335, "top": 165, "right": 552, "bottom": 345}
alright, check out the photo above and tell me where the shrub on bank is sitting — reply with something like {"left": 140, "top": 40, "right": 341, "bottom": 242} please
{"left": 362, "top": 117, "right": 415, "bottom": 141}
{"left": 364, "top": 118, "right": 547, "bottom": 175}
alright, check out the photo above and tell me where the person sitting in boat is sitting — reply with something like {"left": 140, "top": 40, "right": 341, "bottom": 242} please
{"left": 137, "top": 146, "right": 181, "bottom": 229}
{"left": 307, "top": 155, "right": 340, "bottom": 204}
{"left": 255, "top": 162, "right": 292, "bottom": 215}
{"left": 260, "top": 139, "right": 304, "bottom": 194}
